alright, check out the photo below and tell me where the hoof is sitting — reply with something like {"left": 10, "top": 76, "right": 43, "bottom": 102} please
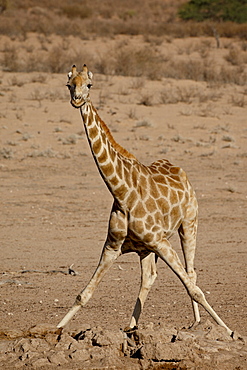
{"left": 123, "top": 325, "right": 138, "bottom": 334}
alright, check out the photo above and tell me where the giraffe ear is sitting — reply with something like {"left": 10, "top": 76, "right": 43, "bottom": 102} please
{"left": 72, "top": 65, "right": 77, "bottom": 74}
{"left": 88, "top": 71, "right": 93, "bottom": 80}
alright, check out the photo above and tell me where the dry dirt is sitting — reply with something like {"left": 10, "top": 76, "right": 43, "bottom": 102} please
{"left": 0, "top": 36, "right": 246, "bottom": 369}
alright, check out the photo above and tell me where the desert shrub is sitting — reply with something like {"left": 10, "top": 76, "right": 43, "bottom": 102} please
{"left": 46, "top": 46, "right": 69, "bottom": 73}
{"left": 0, "top": 1, "right": 246, "bottom": 39}
{"left": 162, "top": 57, "right": 247, "bottom": 85}
{"left": 61, "top": 5, "right": 92, "bottom": 19}
{"left": 110, "top": 44, "right": 164, "bottom": 80}
{"left": 1, "top": 44, "right": 19, "bottom": 71}
{"left": 179, "top": 0, "right": 247, "bottom": 24}
{"left": 224, "top": 47, "right": 244, "bottom": 66}
{"left": 218, "top": 65, "right": 247, "bottom": 85}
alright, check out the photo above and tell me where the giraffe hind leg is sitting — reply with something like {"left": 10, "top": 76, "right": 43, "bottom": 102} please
{"left": 155, "top": 238, "right": 233, "bottom": 336}
{"left": 178, "top": 221, "right": 200, "bottom": 325}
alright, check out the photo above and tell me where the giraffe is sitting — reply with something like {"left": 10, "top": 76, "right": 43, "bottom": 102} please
{"left": 57, "top": 64, "right": 233, "bottom": 337}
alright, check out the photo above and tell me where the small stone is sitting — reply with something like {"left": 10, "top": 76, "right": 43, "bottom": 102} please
{"left": 32, "top": 357, "right": 51, "bottom": 367}
{"left": 205, "top": 325, "right": 232, "bottom": 342}
{"left": 55, "top": 332, "right": 76, "bottom": 351}
{"left": 176, "top": 330, "right": 196, "bottom": 341}
{"left": 69, "top": 348, "right": 90, "bottom": 362}
{"left": 48, "top": 350, "right": 68, "bottom": 365}
{"left": 45, "top": 333, "right": 59, "bottom": 346}
{"left": 92, "top": 328, "right": 123, "bottom": 348}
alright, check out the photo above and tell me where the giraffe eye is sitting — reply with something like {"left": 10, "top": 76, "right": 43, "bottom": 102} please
{"left": 87, "top": 84, "right": 92, "bottom": 89}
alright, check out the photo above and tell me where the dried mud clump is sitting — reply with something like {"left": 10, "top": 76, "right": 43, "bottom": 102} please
{"left": 0, "top": 321, "right": 246, "bottom": 369}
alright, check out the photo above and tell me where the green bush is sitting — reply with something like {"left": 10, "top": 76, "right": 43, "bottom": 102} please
{"left": 179, "top": 0, "right": 247, "bottom": 24}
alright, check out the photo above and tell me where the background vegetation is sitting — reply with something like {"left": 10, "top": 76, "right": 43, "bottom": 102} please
{"left": 0, "top": 0, "right": 246, "bottom": 83}
{"left": 179, "top": 0, "right": 247, "bottom": 24}
{"left": 0, "top": 0, "right": 246, "bottom": 39}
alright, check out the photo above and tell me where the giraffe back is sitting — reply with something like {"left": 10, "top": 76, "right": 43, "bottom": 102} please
{"left": 126, "top": 158, "right": 197, "bottom": 245}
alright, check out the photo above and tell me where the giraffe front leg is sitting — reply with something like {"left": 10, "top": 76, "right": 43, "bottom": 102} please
{"left": 57, "top": 207, "right": 127, "bottom": 328}
{"left": 57, "top": 244, "right": 121, "bottom": 328}
{"left": 126, "top": 253, "right": 158, "bottom": 331}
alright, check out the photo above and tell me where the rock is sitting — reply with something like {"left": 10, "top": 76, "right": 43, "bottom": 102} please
{"left": 153, "top": 341, "right": 188, "bottom": 362}
{"left": 205, "top": 324, "right": 233, "bottom": 342}
{"left": 45, "top": 333, "right": 59, "bottom": 346}
{"left": 48, "top": 350, "right": 68, "bottom": 365}
{"left": 14, "top": 337, "right": 50, "bottom": 354}
{"left": 139, "top": 324, "right": 177, "bottom": 345}
{"left": 31, "top": 357, "right": 52, "bottom": 367}
{"left": 69, "top": 348, "right": 90, "bottom": 362}
{"left": 89, "top": 346, "right": 123, "bottom": 367}
{"left": 28, "top": 323, "right": 62, "bottom": 338}
{"left": 92, "top": 328, "right": 123, "bottom": 348}
{"left": 0, "top": 329, "right": 24, "bottom": 339}
{"left": 0, "top": 339, "right": 12, "bottom": 353}
{"left": 55, "top": 332, "right": 77, "bottom": 351}
{"left": 176, "top": 330, "right": 196, "bottom": 341}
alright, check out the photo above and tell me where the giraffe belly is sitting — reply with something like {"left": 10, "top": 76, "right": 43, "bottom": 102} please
{"left": 127, "top": 202, "right": 185, "bottom": 249}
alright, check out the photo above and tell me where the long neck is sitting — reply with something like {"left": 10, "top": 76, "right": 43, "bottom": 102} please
{"left": 80, "top": 102, "right": 138, "bottom": 202}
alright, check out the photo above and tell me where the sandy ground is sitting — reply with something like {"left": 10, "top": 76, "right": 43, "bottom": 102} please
{"left": 0, "top": 36, "right": 246, "bottom": 369}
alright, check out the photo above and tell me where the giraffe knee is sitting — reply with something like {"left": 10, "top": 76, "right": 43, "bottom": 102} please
{"left": 187, "top": 270, "right": 197, "bottom": 284}
{"left": 188, "top": 286, "right": 205, "bottom": 305}
{"left": 143, "top": 270, "right": 157, "bottom": 290}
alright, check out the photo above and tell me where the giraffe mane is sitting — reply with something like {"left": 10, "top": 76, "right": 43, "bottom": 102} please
{"left": 95, "top": 108, "right": 136, "bottom": 160}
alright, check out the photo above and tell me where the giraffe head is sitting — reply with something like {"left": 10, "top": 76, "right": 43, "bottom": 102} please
{"left": 66, "top": 64, "right": 93, "bottom": 108}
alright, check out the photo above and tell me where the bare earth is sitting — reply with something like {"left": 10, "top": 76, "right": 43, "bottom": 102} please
{"left": 0, "top": 36, "right": 246, "bottom": 369}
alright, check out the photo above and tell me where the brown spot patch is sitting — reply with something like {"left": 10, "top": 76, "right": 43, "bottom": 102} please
{"left": 145, "top": 215, "right": 155, "bottom": 231}
{"left": 149, "top": 179, "right": 160, "bottom": 199}
{"left": 132, "top": 220, "right": 144, "bottom": 235}
{"left": 92, "top": 138, "right": 102, "bottom": 155}
{"left": 170, "top": 175, "right": 180, "bottom": 182}
{"left": 98, "top": 148, "right": 107, "bottom": 163}
{"left": 124, "top": 160, "right": 131, "bottom": 171}
{"left": 177, "top": 190, "right": 184, "bottom": 202}
{"left": 88, "top": 125, "right": 98, "bottom": 140}
{"left": 101, "top": 133, "right": 107, "bottom": 145}
{"left": 124, "top": 167, "right": 132, "bottom": 188}
{"left": 157, "top": 184, "right": 169, "bottom": 198}
{"left": 145, "top": 196, "right": 157, "bottom": 213}
{"left": 132, "top": 201, "right": 146, "bottom": 219}
{"left": 170, "top": 205, "right": 181, "bottom": 226}
{"left": 170, "top": 166, "right": 181, "bottom": 175}
{"left": 116, "top": 158, "right": 123, "bottom": 178}
{"left": 101, "top": 162, "right": 114, "bottom": 177}
{"left": 170, "top": 190, "right": 179, "bottom": 204}
{"left": 151, "top": 225, "right": 160, "bottom": 233}
{"left": 114, "top": 184, "right": 128, "bottom": 201}
{"left": 109, "top": 175, "right": 119, "bottom": 187}
{"left": 143, "top": 232, "right": 154, "bottom": 243}
{"left": 127, "top": 190, "right": 138, "bottom": 207}
{"left": 153, "top": 174, "right": 166, "bottom": 184}
{"left": 157, "top": 197, "right": 170, "bottom": 212}
{"left": 87, "top": 109, "right": 94, "bottom": 126}
{"left": 154, "top": 211, "right": 162, "bottom": 225}
{"left": 168, "top": 178, "right": 184, "bottom": 190}
{"left": 158, "top": 166, "right": 170, "bottom": 175}
{"left": 138, "top": 175, "right": 148, "bottom": 199}
{"left": 132, "top": 169, "right": 139, "bottom": 187}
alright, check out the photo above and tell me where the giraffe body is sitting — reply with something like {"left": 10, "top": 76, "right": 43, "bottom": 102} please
{"left": 57, "top": 65, "right": 233, "bottom": 336}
